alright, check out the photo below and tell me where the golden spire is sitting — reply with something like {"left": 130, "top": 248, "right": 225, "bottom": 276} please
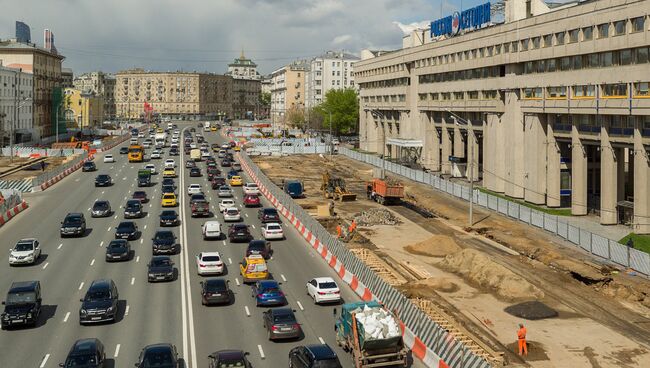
{"left": 240, "top": 49, "right": 245, "bottom": 60}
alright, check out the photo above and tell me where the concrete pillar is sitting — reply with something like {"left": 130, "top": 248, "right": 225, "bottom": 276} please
{"left": 504, "top": 91, "right": 525, "bottom": 198}
{"left": 484, "top": 113, "right": 505, "bottom": 192}
{"left": 633, "top": 122, "right": 650, "bottom": 234}
{"left": 546, "top": 117, "right": 561, "bottom": 207}
{"left": 616, "top": 147, "right": 626, "bottom": 201}
{"left": 453, "top": 124, "right": 465, "bottom": 158}
{"left": 523, "top": 114, "right": 547, "bottom": 204}
{"left": 441, "top": 117, "right": 452, "bottom": 174}
{"left": 468, "top": 127, "right": 479, "bottom": 181}
{"left": 425, "top": 113, "right": 441, "bottom": 171}
{"left": 360, "top": 109, "right": 369, "bottom": 152}
{"left": 571, "top": 122, "right": 588, "bottom": 215}
{"left": 600, "top": 124, "right": 618, "bottom": 225}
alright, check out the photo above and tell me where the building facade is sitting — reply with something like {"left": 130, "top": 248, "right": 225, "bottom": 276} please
{"left": 73, "top": 71, "right": 116, "bottom": 120}
{"left": 232, "top": 78, "right": 261, "bottom": 119}
{"left": 61, "top": 67, "right": 73, "bottom": 88}
{"left": 63, "top": 88, "right": 104, "bottom": 129}
{"left": 227, "top": 51, "right": 261, "bottom": 80}
{"left": 305, "top": 51, "right": 358, "bottom": 109}
{"left": 0, "top": 62, "right": 33, "bottom": 144}
{"left": 270, "top": 61, "right": 308, "bottom": 126}
{"left": 356, "top": 0, "right": 650, "bottom": 232}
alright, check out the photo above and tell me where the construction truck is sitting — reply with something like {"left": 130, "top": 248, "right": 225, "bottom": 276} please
{"left": 321, "top": 172, "right": 357, "bottom": 201}
{"left": 366, "top": 178, "right": 404, "bottom": 205}
{"left": 335, "top": 301, "right": 408, "bottom": 368}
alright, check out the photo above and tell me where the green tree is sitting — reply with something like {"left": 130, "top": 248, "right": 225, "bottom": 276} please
{"left": 259, "top": 92, "right": 271, "bottom": 106}
{"left": 285, "top": 106, "right": 306, "bottom": 129}
{"left": 314, "top": 88, "right": 359, "bottom": 135}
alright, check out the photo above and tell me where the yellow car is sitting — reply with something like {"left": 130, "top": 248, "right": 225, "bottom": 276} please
{"left": 163, "top": 168, "right": 176, "bottom": 178}
{"left": 156, "top": 128, "right": 164, "bottom": 134}
{"left": 230, "top": 176, "right": 243, "bottom": 186}
{"left": 240, "top": 254, "right": 268, "bottom": 283}
{"left": 211, "top": 126, "right": 217, "bottom": 131}
{"left": 161, "top": 193, "right": 177, "bottom": 207}
{"left": 233, "top": 145, "right": 241, "bottom": 152}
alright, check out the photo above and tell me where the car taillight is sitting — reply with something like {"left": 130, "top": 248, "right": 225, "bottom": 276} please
{"left": 199, "top": 263, "right": 206, "bottom": 268}
{"left": 271, "top": 325, "right": 279, "bottom": 331}
{"left": 257, "top": 294, "right": 264, "bottom": 298}
{"left": 216, "top": 262, "right": 223, "bottom": 266}
{"left": 334, "top": 291, "right": 340, "bottom": 294}
{"left": 279, "top": 292, "right": 285, "bottom": 297}
{"left": 318, "top": 291, "right": 327, "bottom": 295}
{"left": 293, "top": 323, "right": 300, "bottom": 329}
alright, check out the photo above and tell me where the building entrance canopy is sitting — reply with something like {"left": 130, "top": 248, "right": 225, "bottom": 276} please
{"left": 386, "top": 138, "right": 423, "bottom": 147}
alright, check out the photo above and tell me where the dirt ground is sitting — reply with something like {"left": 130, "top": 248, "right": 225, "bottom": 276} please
{"left": 253, "top": 154, "right": 650, "bottom": 367}
{"left": 0, "top": 156, "right": 72, "bottom": 180}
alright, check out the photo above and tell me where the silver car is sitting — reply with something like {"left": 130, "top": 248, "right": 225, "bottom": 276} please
{"left": 217, "top": 185, "right": 233, "bottom": 197}
{"left": 9, "top": 238, "right": 41, "bottom": 265}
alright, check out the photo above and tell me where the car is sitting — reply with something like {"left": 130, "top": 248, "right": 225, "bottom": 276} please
{"left": 191, "top": 198, "right": 210, "bottom": 217}
{"left": 8, "top": 238, "right": 41, "bottom": 266}
{"left": 169, "top": 147, "right": 179, "bottom": 156}
{"left": 240, "top": 254, "right": 269, "bottom": 283}
{"left": 228, "top": 224, "right": 252, "bottom": 242}
{"left": 94, "top": 174, "right": 112, "bottom": 187}
{"left": 187, "top": 184, "right": 203, "bottom": 196}
{"left": 211, "top": 177, "right": 226, "bottom": 189}
{"left": 60, "top": 213, "right": 87, "bottom": 237}
{"left": 233, "top": 146, "right": 241, "bottom": 152}
{"left": 200, "top": 280, "right": 233, "bottom": 306}
{"left": 232, "top": 162, "right": 242, "bottom": 171}
{"left": 201, "top": 151, "right": 211, "bottom": 159}
{"left": 252, "top": 280, "right": 286, "bottom": 307}
{"left": 218, "top": 199, "right": 236, "bottom": 213}
{"left": 206, "top": 166, "right": 220, "bottom": 176}
{"left": 243, "top": 183, "right": 259, "bottom": 195}
{"left": 211, "top": 143, "right": 220, "bottom": 152}
{"left": 258, "top": 208, "right": 281, "bottom": 223}
{"left": 115, "top": 221, "right": 138, "bottom": 240}
{"left": 185, "top": 160, "right": 196, "bottom": 168}
{"left": 142, "top": 140, "right": 152, "bottom": 149}
{"left": 223, "top": 143, "right": 232, "bottom": 149}
{"left": 1, "top": 281, "right": 41, "bottom": 329}
{"left": 221, "top": 159, "right": 232, "bottom": 167}
{"left": 82, "top": 161, "right": 96, "bottom": 172}
{"left": 196, "top": 252, "right": 224, "bottom": 275}
{"left": 150, "top": 150, "right": 162, "bottom": 159}
{"left": 208, "top": 350, "right": 251, "bottom": 368}
{"left": 161, "top": 193, "right": 178, "bottom": 207}
{"left": 119, "top": 147, "right": 129, "bottom": 154}
{"left": 190, "top": 143, "right": 197, "bottom": 149}
{"left": 263, "top": 308, "right": 302, "bottom": 340}
{"left": 152, "top": 230, "right": 177, "bottom": 255}
{"left": 132, "top": 191, "right": 149, "bottom": 203}
{"left": 161, "top": 178, "right": 176, "bottom": 187}
{"left": 159, "top": 210, "right": 179, "bottom": 226}
{"left": 223, "top": 207, "right": 241, "bottom": 222}
{"left": 186, "top": 166, "right": 201, "bottom": 177}
{"left": 246, "top": 239, "right": 272, "bottom": 259}
{"left": 79, "top": 279, "right": 118, "bottom": 324}
{"left": 134, "top": 344, "right": 181, "bottom": 368}
{"left": 217, "top": 185, "right": 233, "bottom": 197}
{"left": 138, "top": 132, "right": 145, "bottom": 138}
{"left": 124, "top": 199, "right": 144, "bottom": 219}
{"left": 162, "top": 168, "right": 177, "bottom": 178}
{"left": 306, "top": 277, "right": 341, "bottom": 304}
{"left": 60, "top": 338, "right": 107, "bottom": 368}
{"left": 288, "top": 344, "right": 343, "bottom": 368}
{"left": 229, "top": 176, "right": 243, "bottom": 186}
{"left": 103, "top": 154, "right": 115, "bottom": 163}
{"left": 201, "top": 221, "right": 222, "bottom": 240}
{"left": 91, "top": 200, "right": 112, "bottom": 218}
{"left": 226, "top": 169, "right": 239, "bottom": 179}
{"left": 164, "top": 159, "right": 176, "bottom": 168}
{"left": 147, "top": 256, "right": 175, "bottom": 282}
{"left": 171, "top": 137, "right": 179, "bottom": 144}
{"left": 105, "top": 239, "right": 131, "bottom": 262}
{"left": 217, "top": 150, "right": 226, "bottom": 158}
{"left": 144, "top": 164, "right": 157, "bottom": 174}
{"left": 243, "top": 194, "right": 261, "bottom": 207}
{"left": 161, "top": 185, "right": 176, "bottom": 195}
{"left": 261, "top": 222, "right": 284, "bottom": 240}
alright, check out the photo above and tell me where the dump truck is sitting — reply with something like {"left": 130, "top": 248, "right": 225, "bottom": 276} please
{"left": 335, "top": 301, "right": 408, "bottom": 368}
{"left": 366, "top": 178, "right": 404, "bottom": 205}
{"left": 137, "top": 169, "right": 151, "bottom": 187}
{"left": 322, "top": 172, "right": 356, "bottom": 201}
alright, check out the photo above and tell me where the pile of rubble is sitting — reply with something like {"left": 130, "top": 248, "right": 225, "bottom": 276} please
{"left": 354, "top": 208, "right": 402, "bottom": 226}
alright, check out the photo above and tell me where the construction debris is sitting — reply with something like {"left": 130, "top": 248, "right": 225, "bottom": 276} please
{"left": 350, "top": 248, "right": 407, "bottom": 286}
{"left": 353, "top": 208, "right": 402, "bottom": 226}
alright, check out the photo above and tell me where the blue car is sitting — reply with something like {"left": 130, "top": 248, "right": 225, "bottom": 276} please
{"left": 227, "top": 169, "right": 238, "bottom": 179}
{"left": 252, "top": 280, "right": 286, "bottom": 307}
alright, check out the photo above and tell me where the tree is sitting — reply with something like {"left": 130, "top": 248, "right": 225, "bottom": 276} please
{"left": 285, "top": 106, "right": 306, "bottom": 129}
{"left": 259, "top": 92, "right": 271, "bottom": 106}
{"left": 314, "top": 88, "right": 359, "bottom": 135}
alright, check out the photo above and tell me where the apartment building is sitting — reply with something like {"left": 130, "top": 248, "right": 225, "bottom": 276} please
{"left": 305, "top": 51, "right": 358, "bottom": 109}
{"left": 270, "top": 60, "right": 309, "bottom": 126}
{"left": 232, "top": 78, "right": 261, "bottom": 119}
{"left": 63, "top": 88, "right": 104, "bottom": 129}
{"left": 61, "top": 67, "right": 73, "bottom": 88}
{"left": 226, "top": 51, "right": 261, "bottom": 80}
{"left": 73, "top": 71, "right": 116, "bottom": 119}
{"left": 0, "top": 62, "right": 33, "bottom": 144}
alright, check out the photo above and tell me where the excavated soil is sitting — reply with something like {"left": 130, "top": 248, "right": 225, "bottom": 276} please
{"left": 397, "top": 278, "right": 460, "bottom": 298}
{"left": 405, "top": 235, "right": 462, "bottom": 257}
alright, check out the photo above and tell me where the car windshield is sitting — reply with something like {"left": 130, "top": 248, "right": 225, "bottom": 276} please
{"left": 267, "top": 225, "right": 281, "bottom": 231}
{"left": 93, "top": 202, "right": 108, "bottom": 209}
{"left": 64, "top": 215, "right": 82, "bottom": 224}
{"left": 117, "top": 223, "right": 134, "bottom": 231}
{"left": 97, "top": 175, "right": 109, "bottom": 180}
{"left": 226, "top": 209, "right": 238, "bottom": 215}
{"left": 319, "top": 282, "right": 338, "bottom": 289}
{"left": 108, "top": 241, "right": 126, "bottom": 249}
{"left": 134, "top": 192, "right": 146, "bottom": 197}
{"left": 64, "top": 354, "right": 97, "bottom": 367}
{"left": 161, "top": 211, "right": 176, "bottom": 217}
{"left": 219, "top": 186, "right": 230, "bottom": 191}
{"left": 273, "top": 313, "right": 295, "bottom": 323}
{"left": 85, "top": 289, "right": 110, "bottom": 301}
{"left": 163, "top": 194, "right": 175, "bottom": 199}
{"left": 249, "top": 242, "right": 265, "bottom": 250}
{"left": 155, "top": 232, "right": 174, "bottom": 240}
{"left": 202, "top": 255, "right": 220, "bottom": 262}
{"left": 214, "top": 359, "right": 245, "bottom": 368}
{"left": 6, "top": 291, "right": 37, "bottom": 304}
{"left": 14, "top": 241, "right": 34, "bottom": 251}
{"left": 264, "top": 209, "right": 277, "bottom": 215}
{"left": 142, "top": 350, "right": 175, "bottom": 367}
{"left": 205, "top": 282, "right": 226, "bottom": 292}
{"left": 151, "top": 258, "right": 171, "bottom": 267}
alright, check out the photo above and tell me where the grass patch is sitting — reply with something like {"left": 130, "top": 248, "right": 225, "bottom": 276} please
{"left": 477, "top": 187, "right": 572, "bottom": 216}
{"left": 619, "top": 233, "right": 650, "bottom": 254}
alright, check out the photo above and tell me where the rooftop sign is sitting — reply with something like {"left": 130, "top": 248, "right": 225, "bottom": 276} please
{"left": 430, "top": 2, "right": 491, "bottom": 37}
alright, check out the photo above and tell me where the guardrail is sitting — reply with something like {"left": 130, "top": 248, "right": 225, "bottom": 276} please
{"left": 338, "top": 147, "right": 650, "bottom": 276}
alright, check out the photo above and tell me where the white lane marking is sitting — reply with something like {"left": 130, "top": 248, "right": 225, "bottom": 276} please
{"left": 76, "top": 178, "right": 80, "bottom": 182}
{"left": 42, "top": 262, "right": 49, "bottom": 270}
{"left": 235, "top": 278, "right": 240, "bottom": 286}
{"left": 123, "top": 196, "right": 127, "bottom": 200}
{"left": 140, "top": 239, "right": 144, "bottom": 244}
{"left": 125, "top": 305, "right": 130, "bottom": 316}
{"left": 281, "top": 274, "right": 287, "bottom": 282}
{"left": 100, "top": 241, "right": 104, "bottom": 247}
{"left": 78, "top": 282, "right": 84, "bottom": 290}
{"left": 245, "top": 306, "right": 250, "bottom": 317}
{"left": 123, "top": 177, "right": 127, "bottom": 181}
{"left": 144, "top": 224, "right": 147, "bottom": 230}
{"left": 228, "top": 258, "right": 232, "bottom": 265}
{"left": 131, "top": 184, "right": 134, "bottom": 188}
{"left": 251, "top": 224, "right": 256, "bottom": 229}
{"left": 107, "top": 227, "right": 112, "bottom": 231}
{"left": 297, "top": 301, "right": 304, "bottom": 311}
{"left": 114, "top": 215, "right": 118, "bottom": 219}
{"left": 39, "top": 354, "right": 50, "bottom": 368}
{"left": 149, "top": 203, "right": 152, "bottom": 208}
{"left": 257, "top": 345, "right": 265, "bottom": 360}
{"left": 101, "top": 191, "right": 105, "bottom": 195}
{"left": 114, "top": 344, "right": 121, "bottom": 358}
{"left": 57, "top": 243, "right": 63, "bottom": 250}
{"left": 63, "top": 312, "right": 70, "bottom": 323}
{"left": 136, "top": 256, "right": 140, "bottom": 263}
{"left": 90, "top": 259, "right": 95, "bottom": 266}
{"left": 131, "top": 277, "right": 135, "bottom": 285}
{"left": 222, "top": 240, "right": 226, "bottom": 246}
{"left": 318, "top": 337, "right": 325, "bottom": 344}
{"left": 87, "top": 207, "right": 91, "bottom": 211}
{"left": 245, "top": 213, "right": 249, "bottom": 217}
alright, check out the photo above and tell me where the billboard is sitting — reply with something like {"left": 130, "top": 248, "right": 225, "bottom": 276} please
{"left": 15, "top": 21, "right": 31, "bottom": 43}
{"left": 431, "top": 2, "right": 491, "bottom": 37}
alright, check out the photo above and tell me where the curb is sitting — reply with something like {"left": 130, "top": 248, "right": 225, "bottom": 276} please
{"left": 0, "top": 200, "right": 29, "bottom": 227}
{"left": 239, "top": 155, "right": 448, "bottom": 368}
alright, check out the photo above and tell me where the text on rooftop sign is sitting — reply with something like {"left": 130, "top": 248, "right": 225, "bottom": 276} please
{"left": 430, "top": 2, "right": 491, "bottom": 37}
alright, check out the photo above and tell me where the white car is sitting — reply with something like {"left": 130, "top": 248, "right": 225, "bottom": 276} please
{"left": 202, "top": 221, "right": 222, "bottom": 240}
{"left": 103, "top": 154, "right": 115, "bottom": 163}
{"left": 150, "top": 150, "right": 162, "bottom": 159}
{"left": 164, "top": 159, "right": 176, "bottom": 168}
{"left": 223, "top": 207, "right": 241, "bottom": 222}
{"left": 8, "top": 238, "right": 41, "bottom": 265}
{"left": 217, "top": 150, "right": 226, "bottom": 158}
{"left": 171, "top": 137, "right": 179, "bottom": 144}
{"left": 196, "top": 252, "right": 224, "bottom": 275}
{"left": 190, "top": 143, "right": 197, "bottom": 149}
{"left": 261, "top": 222, "right": 284, "bottom": 240}
{"left": 306, "top": 277, "right": 341, "bottom": 304}
{"left": 201, "top": 151, "right": 211, "bottom": 159}
{"left": 138, "top": 132, "right": 145, "bottom": 138}
{"left": 144, "top": 164, "right": 157, "bottom": 174}
{"left": 218, "top": 199, "right": 236, "bottom": 213}
{"left": 243, "top": 183, "right": 259, "bottom": 195}
{"left": 221, "top": 143, "right": 230, "bottom": 149}
{"left": 187, "top": 184, "right": 202, "bottom": 196}
{"left": 217, "top": 186, "right": 233, "bottom": 197}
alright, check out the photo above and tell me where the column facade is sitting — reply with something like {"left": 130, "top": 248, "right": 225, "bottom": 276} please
{"left": 441, "top": 117, "right": 452, "bottom": 174}
{"left": 504, "top": 91, "right": 525, "bottom": 199}
{"left": 633, "top": 124, "right": 650, "bottom": 234}
{"left": 600, "top": 123, "right": 618, "bottom": 225}
{"left": 468, "top": 127, "right": 479, "bottom": 181}
{"left": 571, "top": 122, "right": 588, "bottom": 215}
{"left": 523, "top": 113, "right": 547, "bottom": 204}
{"left": 546, "top": 118, "right": 561, "bottom": 207}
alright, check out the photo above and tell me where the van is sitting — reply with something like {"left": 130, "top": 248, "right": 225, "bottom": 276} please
{"left": 239, "top": 254, "right": 269, "bottom": 283}
{"left": 190, "top": 149, "right": 201, "bottom": 162}
{"left": 1, "top": 281, "right": 42, "bottom": 328}
{"left": 202, "top": 221, "right": 222, "bottom": 240}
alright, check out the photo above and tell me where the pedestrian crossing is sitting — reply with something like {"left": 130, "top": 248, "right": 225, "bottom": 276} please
{"left": 0, "top": 179, "right": 34, "bottom": 193}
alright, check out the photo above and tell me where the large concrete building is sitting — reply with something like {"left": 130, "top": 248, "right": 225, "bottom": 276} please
{"left": 305, "top": 51, "right": 358, "bottom": 109}
{"left": 0, "top": 62, "right": 33, "bottom": 144}
{"left": 356, "top": 0, "right": 650, "bottom": 233}
{"left": 270, "top": 60, "right": 309, "bottom": 126}
{"left": 63, "top": 88, "right": 104, "bottom": 130}
{"left": 226, "top": 51, "right": 261, "bottom": 80}
{"left": 73, "top": 71, "right": 116, "bottom": 120}
{"left": 61, "top": 67, "right": 73, "bottom": 88}
{"left": 232, "top": 78, "right": 261, "bottom": 119}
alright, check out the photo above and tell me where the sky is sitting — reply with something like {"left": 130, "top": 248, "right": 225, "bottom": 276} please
{"left": 0, "top": 0, "right": 487, "bottom": 76}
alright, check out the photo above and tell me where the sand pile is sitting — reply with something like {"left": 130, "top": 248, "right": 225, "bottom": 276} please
{"left": 438, "top": 249, "right": 544, "bottom": 301}
{"left": 354, "top": 208, "right": 402, "bottom": 226}
{"left": 405, "top": 235, "right": 461, "bottom": 257}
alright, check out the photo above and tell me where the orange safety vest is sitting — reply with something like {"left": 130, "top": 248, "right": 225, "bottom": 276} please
{"left": 517, "top": 327, "right": 527, "bottom": 340}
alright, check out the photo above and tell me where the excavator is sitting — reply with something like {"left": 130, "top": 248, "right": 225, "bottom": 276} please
{"left": 321, "top": 171, "right": 357, "bottom": 201}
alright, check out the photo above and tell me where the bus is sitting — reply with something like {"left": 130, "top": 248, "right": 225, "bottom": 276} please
{"left": 128, "top": 144, "right": 144, "bottom": 162}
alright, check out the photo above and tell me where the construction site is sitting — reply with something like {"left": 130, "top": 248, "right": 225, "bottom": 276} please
{"left": 251, "top": 153, "right": 650, "bottom": 368}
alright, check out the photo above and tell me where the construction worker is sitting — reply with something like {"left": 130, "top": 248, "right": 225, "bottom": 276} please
{"left": 348, "top": 219, "right": 357, "bottom": 234}
{"left": 336, "top": 224, "right": 342, "bottom": 239}
{"left": 517, "top": 323, "right": 528, "bottom": 356}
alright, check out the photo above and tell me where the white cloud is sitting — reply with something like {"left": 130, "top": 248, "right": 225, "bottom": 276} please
{"left": 392, "top": 21, "right": 430, "bottom": 35}
{"left": 332, "top": 34, "right": 352, "bottom": 46}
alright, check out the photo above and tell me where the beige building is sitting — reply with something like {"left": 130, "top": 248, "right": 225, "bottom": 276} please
{"left": 226, "top": 51, "right": 261, "bottom": 80}
{"left": 73, "top": 71, "right": 116, "bottom": 119}
{"left": 63, "top": 88, "right": 104, "bottom": 129}
{"left": 271, "top": 61, "right": 308, "bottom": 126}
{"left": 356, "top": 0, "right": 650, "bottom": 233}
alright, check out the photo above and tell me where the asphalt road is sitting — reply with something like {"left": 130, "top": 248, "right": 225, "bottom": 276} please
{"left": 0, "top": 122, "right": 420, "bottom": 368}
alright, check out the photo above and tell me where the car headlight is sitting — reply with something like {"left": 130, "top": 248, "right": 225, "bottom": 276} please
{"left": 166, "top": 271, "right": 173, "bottom": 276}
{"left": 80, "top": 309, "right": 87, "bottom": 315}
{"left": 26, "top": 312, "right": 32, "bottom": 318}
{"left": 148, "top": 273, "right": 155, "bottom": 277}
{"left": 106, "top": 306, "right": 114, "bottom": 313}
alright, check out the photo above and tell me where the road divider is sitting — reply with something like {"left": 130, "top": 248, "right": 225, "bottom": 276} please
{"left": 0, "top": 200, "right": 28, "bottom": 228}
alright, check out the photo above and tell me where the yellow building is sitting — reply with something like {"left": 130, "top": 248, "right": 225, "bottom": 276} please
{"left": 63, "top": 88, "right": 104, "bottom": 129}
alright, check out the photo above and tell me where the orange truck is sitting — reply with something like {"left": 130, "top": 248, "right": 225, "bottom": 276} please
{"left": 366, "top": 178, "right": 404, "bottom": 205}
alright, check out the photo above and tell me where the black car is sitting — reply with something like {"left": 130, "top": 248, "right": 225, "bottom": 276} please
{"left": 152, "top": 230, "right": 177, "bottom": 255}
{"left": 190, "top": 127, "right": 196, "bottom": 132}
{"left": 200, "top": 279, "right": 233, "bottom": 306}
{"left": 159, "top": 210, "right": 179, "bottom": 226}
{"left": 94, "top": 174, "right": 112, "bottom": 187}
{"left": 124, "top": 200, "right": 144, "bottom": 219}
{"left": 60, "top": 213, "right": 87, "bottom": 237}
{"left": 228, "top": 224, "right": 252, "bottom": 243}
{"left": 105, "top": 239, "right": 131, "bottom": 262}
{"left": 208, "top": 350, "right": 251, "bottom": 368}
{"left": 169, "top": 148, "right": 179, "bottom": 156}
{"left": 79, "top": 279, "right": 118, "bottom": 324}
{"left": 161, "top": 178, "right": 176, "bottom": 187}
{"left": 1, "top": 281, "right": 41, "bottom": 329}
{"left": 147, "top": 256, "right": 175, "bottom": 282}
{"left": 263, "top": 308, "right": 302, "bottom": 340}
{"left": 246, "top": 240, "right": 272, "bottom": 259}
{"left": 161, "top": 185, "right": 176, "bottom": 195}
{"left": 189, "top": 167, "right": 202, "bottom": 177}
{"left": 119, "top": 147, "right": 129, "bottom": 154}
{"left": 115, "top": 221, "right": 138, "bottom": 240}
{"left": 82, "top": 161, "right": 96, "bottom": 172}
{"left": 289, "top": 344, "right": 342, "bottom": 368}
{"left": 221, "top": 159, "right": 232, "bottom": 167}
{"left": 258, "top": 208, "right": 281, "bottom": 223}
{"left": 211, "top": 177, "right": 226, "bottom": 189}
{"left": 135, "top": 344, "right": 180, "bottom": 368}
{"left": 60, "top": 338, "right": 106, "bottom": 368}
{"left": 91, "top": 200, "right": 112, "bottom": 218}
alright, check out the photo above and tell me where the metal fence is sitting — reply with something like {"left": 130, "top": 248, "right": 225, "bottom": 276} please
{"left": 0, "top": 189, "right": 22, "bottom": 213}
{"left": 31, "top": 152, "right": 89, "bottom": 188}
{"left": 338, "top": 147, "right": 650, "bottom": 276}
{"left": 238, "top": 153, "right": 492, "bottom": 368}
{"left": 1, "top": 148, "right": 87, "bottom": 157}
{"left": 244, "top": 138, "right": 330, "bottom": 155}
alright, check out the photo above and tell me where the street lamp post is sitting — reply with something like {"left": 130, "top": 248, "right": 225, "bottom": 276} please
{"left": 446, "top": 109, "right": 475, "bottom": 227}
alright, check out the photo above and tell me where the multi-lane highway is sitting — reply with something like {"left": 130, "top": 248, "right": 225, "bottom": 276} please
{"left": 0, "top": 122, "right": 407, "bottom": 368}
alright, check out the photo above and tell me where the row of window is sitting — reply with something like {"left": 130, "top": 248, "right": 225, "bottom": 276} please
{"left": 416, "top": 90, "right": 500, "bottom": 101}
{"left": 420, "top": 66, "right": 503, "bottom": 84}
{"left": 523, "top": 46, "right": 650, "bottom": 74}
{"left": 552, "top": 115, "right": 650, "bottom": 135}
{"left": 363, "top": 94, "right": 407, "bottom": 103}
{"left": 522, "top": 82, "right": 649, "bottom": 100}
{"left": 358, "top": 77, "right": 410, "bottom": 90}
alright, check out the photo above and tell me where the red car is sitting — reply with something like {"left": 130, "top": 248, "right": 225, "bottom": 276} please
{"left": 243, "top": 194, "right": 260, "bottom": 207}
{"left": 229, "top": 141, "right": 236, "bottom": 148}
